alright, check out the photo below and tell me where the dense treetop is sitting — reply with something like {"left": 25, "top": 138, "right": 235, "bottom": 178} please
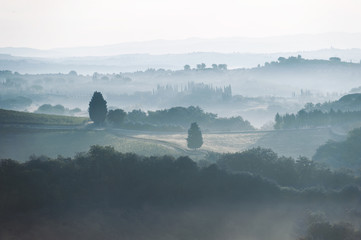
{"left": 216, "top": 147, "right": 359, "bottom": 189}
{"left": 274, "top": 109, "right": 361, "bottom": 130}
{"left": 187, "top": 122, "right": 203, "bottom": 149}
{"left": 313, "top": 127, "right": 361, "bottom": 169}
{"left": 274, "top": 93, "right": 361, "bottom": 130}
{"left": 304, "top": 93, "right": 361, "bottom": 113}
{"left": 1, "top": 146, "right": 360, "bottom": 216}
{"left": 89, "top": 91, "right": 107, "bottom": 125}
{"left": 125, "top": 106, "right": 254, "bottom": 131}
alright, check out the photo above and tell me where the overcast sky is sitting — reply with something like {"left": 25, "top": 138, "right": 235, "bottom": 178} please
{"left": 1, "top": 0, "right": 361, "bottom": 49}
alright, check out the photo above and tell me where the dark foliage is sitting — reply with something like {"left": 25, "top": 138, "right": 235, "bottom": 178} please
{"left": 107, "top": 109, "right": 126, "bottom": 127}
{"left": 1, "top": 146, "right": 360, "bottom": 217}
{"left": 275, "top": 93, "right": 361, "bottom": 130}
{"left": 274, "top": 109, "right": 361, "bottom": 129}
{"left": 107, "top": 106, "right": 252, "bottom": 131}
{"left": 127, "top": 106, "right": 254, "bottom": 131}
{"left": 0, "top": 146, "right": 286, "bottom": 215}
{"left": 35, "top": 104, "right": 81, "bottom": 116}
{"left": 37, "top": 104, "right": 66, "bottom": 115}
{"left": 313, "top": 127, "right": 361, "bottom": 168}
{"left": 304, "top": 93, "right": 361, "bottom": 113}
{"left": 265, "top": 55, "right": 359, "bottom": 70}
{"left": 299, "top": 221, "right": 361, "bottom": 240}
{"left": 88, "top": 91, "right": 107, "bottom": 125}
{"left": 127, "top": 109, "right": 147, "bottom": 123}
{"left": 187, "top": 122, "right": 203, "bottom": 149}
{"left": 217, "top": 147, "right": 360, "bottom": 189}
{"left": 1, "top": 147, "right": 361, "bottom": 240}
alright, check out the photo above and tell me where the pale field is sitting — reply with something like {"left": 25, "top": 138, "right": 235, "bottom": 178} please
{"left": 134, "top": 132, "right": 266, "bottom": 153}
{"left": 133, "top": 128, "right": 345, "bottom": 159}
{"left": 0, "top": 128, "right": 180, "bottom": 162}
{"left": 1, "top": 127, "right": 345, "bottom": 162}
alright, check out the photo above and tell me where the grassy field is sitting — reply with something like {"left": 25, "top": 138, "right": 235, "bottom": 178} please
{"left": 0, "top": 108, "right": 89, "bottom": 126}
{"left": 134, "top": 132, "right": 265, "bottom": 153}
{"left": 0, "top": 127, "right": 182, "bottom": 162}
{"left": 133, "top": 128, "right": 345, "bottom": 159}
{"left": 0, "top": 125, "right": 345, "bottom": 162}
{"left": 250, "top": 128, "right": 346, "bottom": 158}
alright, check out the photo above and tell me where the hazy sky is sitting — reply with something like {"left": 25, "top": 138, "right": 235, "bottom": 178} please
{"left": 1, "top": 0, "right": 361, "bottom": 49}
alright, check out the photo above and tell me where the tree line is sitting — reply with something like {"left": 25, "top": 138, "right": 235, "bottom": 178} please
{"left": 89, "top": 91, "right": 253, "bottom": 131}
{"left": 1, "top": 146, "right": 360, "bottom": 216}
{"left": 216, "top": 147, "right": 360, "bottom": 189}
{"left": 1, "top": 146, "right": 360, "bottom": 239}
{"left": 274, "top": 109, "right": 361, "bottom": 129}
{"left": 303, "top": 93, "right": 361, "bottom": 113}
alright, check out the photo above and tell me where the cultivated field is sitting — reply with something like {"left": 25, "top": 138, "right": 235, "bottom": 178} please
{"left": 0, "top": 127, "right": 179, "bottom": 162}
{"left": 0, "top": 108, "right": 89, "bottom": 126}
{"left": 0, "top": 125, "right": 345, "bottom": 162}
{"left": 132, "top": 128, "right": 345, "bottom": 159}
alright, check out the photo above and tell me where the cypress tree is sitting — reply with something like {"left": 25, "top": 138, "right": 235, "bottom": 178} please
{"left": 89, "top": 91, "right": 107, "bottom": 125}
{"left": 187, "top": 122, "right": 203, "bottom": 149}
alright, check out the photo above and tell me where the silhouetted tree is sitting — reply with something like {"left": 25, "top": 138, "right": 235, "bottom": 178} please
{"left": 36, "top": 104, "right": 66, "bottom": 115}
{"left": 107, "top": 109, "right": 126, "bottom": 127}
{"left": 187, "top": 122, "right": 203, "bottom": 149}
{"left": 278, "top": 57, "right": 286, "bottom": 63}
{"left": 218, "top": 64, "right": 227, "bottom": 70}
{"left": 88, "top": 91, "right": 107, "bottom": 125}
{"left": 126, "top": 106, "right": 253, "bottom": 131}
{"left": 329, "top": 57, "right": 341, "bottom": 62}
{"left": 196, "top": 63, "right": 206, "bottom": 70}
{"left": 68, "top": 70, "right": 77, "bottom": 76}
{"left": 184, "top": 64, "right": 191, "bottom": 70}
{"left": 274, "top": 113, "right": 282, "bottom": 129}
{"left": 127, "top": 109, "right": 147, "bottom": 122}
{"left": 1, "top": 146, "right": 360, "bottom": 220}
{"left": 92, "top": 72, "right": 99, "bottom": 81}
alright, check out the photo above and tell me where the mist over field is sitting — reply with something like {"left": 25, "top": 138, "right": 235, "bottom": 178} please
{"left": 2, "top": 0, "right": 361, "bottom": 239}
{"left": 2, "top": 52, "right": 361, "bottom": 240}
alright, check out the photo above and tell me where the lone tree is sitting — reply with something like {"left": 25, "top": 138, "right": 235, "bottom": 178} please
{"left": 187, "top": 122, "right": 203, "bottom": 149}
{"left": 89, "top": 91, "right": 107, "bottom": 125}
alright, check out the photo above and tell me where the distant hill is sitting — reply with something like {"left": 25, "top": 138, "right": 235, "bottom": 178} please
{"left": 304, "top": 93, "right": 361, "bottom": 112}
{"left": 3, "top": 33, "right": 361, "bottom": 57}
{"left": 1, "top": 48, "right": 361, "bottom": 74}
{"left": 274, "top": 93, "right": 361, "bottom": 130}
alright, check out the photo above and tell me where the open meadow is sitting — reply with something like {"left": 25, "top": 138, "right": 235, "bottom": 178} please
{"left": 0, "top": 127, "right": 180, "bottom": 161}
{"left": 133, "top": 127, "right": 345, "bottom": 159}
{"left": 1, "top": 125, "right": 345, "bottom": 162}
